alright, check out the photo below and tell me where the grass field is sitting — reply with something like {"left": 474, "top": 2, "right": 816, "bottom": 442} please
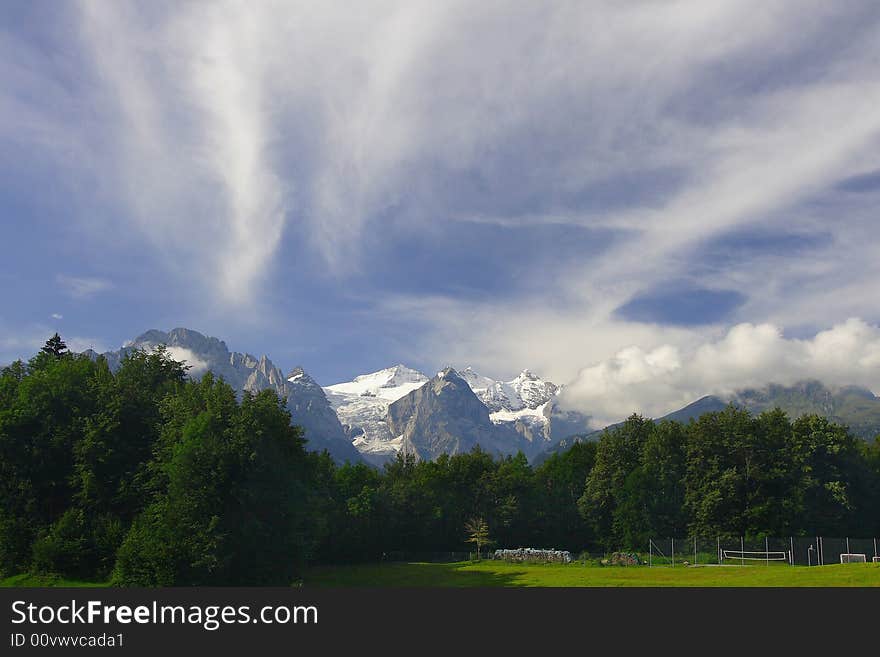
{"left": 3, "top": 562, "right": 877, "bottom": 587}
{"left": 304, "top": 560, "right": 880, "bottom": 587}
{"left": 0, "top": 573, "right": 108, "bottom": 588}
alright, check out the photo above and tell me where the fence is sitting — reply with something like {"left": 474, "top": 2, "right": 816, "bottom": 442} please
{"left": 380, "top": 539, "right": 880, "bottom": 566}
{"left": 647, "top": 536, "right": 880, "bottom": 566}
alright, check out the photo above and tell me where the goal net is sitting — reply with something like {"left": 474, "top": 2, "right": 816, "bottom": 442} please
{"left": 721, "top": 550, "right": 789, "bottom": 563}
{"left": 839, "top": 553, "right": 867, "bottom": 564}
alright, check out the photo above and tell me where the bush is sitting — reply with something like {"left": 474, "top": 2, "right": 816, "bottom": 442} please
{"left": 31, "top": 509, "right": 125, "bottom": 580}
{"left": 31, "top": 509, "right": 90, "bottom": 578}
{"left": 111, "top": 507, "right": 176, "bottom": 587}
{"left": 90, "top": 515, "right": 126, "bottom": 578}
{"left": 0, "top": 509, "right": 34, "bottom": 577}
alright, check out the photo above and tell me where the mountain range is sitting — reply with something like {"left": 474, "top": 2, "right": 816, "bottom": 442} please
{"left": 83, "top": 328, "right": 880, "bottom": 466}
{"left": 324, "top": 362, "right": 586, "bottom": 464}
{"left": 85, "top": 328, "right": 362, "bottom": 464}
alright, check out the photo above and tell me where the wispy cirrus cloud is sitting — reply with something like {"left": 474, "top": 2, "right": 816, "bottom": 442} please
{"left": 23, "top": 1, "right": 876, "bottom": 302}
{"left": 3, "top": 1, "right": 880, "bottom": 407}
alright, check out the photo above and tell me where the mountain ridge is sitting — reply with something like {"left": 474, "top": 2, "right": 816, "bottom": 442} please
{"left": 534, "top": 379, "right": 880, "bottom": 464}
{"left": 85, "top": 328, "right": 363, "bottom": 464}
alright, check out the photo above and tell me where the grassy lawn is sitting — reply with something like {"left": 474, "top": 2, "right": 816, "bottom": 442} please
{"left": 0, "top": 573, "right": 109, "bottom": 588}
{"left": 304, "top": 560, "right": 880, "bottom": 587}
{"left": 4, "top": 562, "right": 877, "bottom": 587}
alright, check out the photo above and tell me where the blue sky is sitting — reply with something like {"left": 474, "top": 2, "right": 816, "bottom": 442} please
{"left": 2, "top": 1, "right": 880, "bottom": 422}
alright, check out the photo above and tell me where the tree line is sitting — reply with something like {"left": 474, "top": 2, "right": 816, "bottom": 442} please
{"left": 1, "top": 336, "right": 878, "bottom": 584}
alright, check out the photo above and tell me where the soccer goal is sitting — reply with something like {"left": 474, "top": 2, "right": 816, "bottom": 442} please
{"left": 873, "top": 557, "right": 880, "bottom": 563}
{"left": 721, "top": 549, "right": 790, "bottom": 564}
{"left": 839, "top": 553, "right": 867, "bottom": 564}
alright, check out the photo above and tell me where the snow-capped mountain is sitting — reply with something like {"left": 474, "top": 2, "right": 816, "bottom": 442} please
{"left": 390, "top": 367, "right": 526, "bottom": 461}
{"left": 460, "top": 367, "right": 559, "bottom": 412}
{"left": 325, "top": 364, "right": 429, "bottom": 400}
{"left": 459, "top": 366, "right": 561, "bottom": 448}
{"left": 327, "top": 364, "right": 574, "bottom": 463}
{"left": 323, "top": 365, "right": 429, "bottom": 466}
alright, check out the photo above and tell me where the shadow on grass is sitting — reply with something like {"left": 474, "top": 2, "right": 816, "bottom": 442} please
{"left": 303, "top": 561, "right": 525, "bottom": 587}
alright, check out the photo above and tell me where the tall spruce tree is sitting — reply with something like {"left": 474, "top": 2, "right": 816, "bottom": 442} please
{"left": 41, "top": 333, "right": 68, "bottom": 358}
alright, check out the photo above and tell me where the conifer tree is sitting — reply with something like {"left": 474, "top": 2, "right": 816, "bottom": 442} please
{"left": 41, "top": 333, "right": 68, "bottom": 358}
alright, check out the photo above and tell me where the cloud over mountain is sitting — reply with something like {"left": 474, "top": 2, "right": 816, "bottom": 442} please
{"left": 559, "top": 318, "right": 880, "bottom": 427}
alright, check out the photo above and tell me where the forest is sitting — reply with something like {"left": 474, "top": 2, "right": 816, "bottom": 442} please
{"left": 1, "top": 336, "right": 878, "bottom": 585}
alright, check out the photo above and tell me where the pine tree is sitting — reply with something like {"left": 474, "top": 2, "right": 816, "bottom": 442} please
{"left": 41, "top": 333, "right": 68, "bottom": 358}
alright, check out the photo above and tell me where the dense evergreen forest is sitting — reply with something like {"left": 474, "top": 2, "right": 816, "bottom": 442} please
{"left": 1, "top": 336, "right": 878, "bottom": 585}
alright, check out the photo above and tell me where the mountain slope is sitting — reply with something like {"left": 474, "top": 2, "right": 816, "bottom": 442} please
{"left": 87, "top": 328, "right": 362, "bottom": 464}
{"left": 660, "top": 395, "right": 729, "bottom": 424}
{"left": 460, "top": 367, "right": 555, "bottom": 449}
{"left": 460, "top": 367, "right": 592, "bottom": 456}
{"left": 731, "top": 380, "right": 880, "bottom": 440}
{"left": 323, "top": 365, "right": 429, "bottom": 466}
{"left": 388, "top": 368, "right": 526, "bottom": 460}
{"left": 534, "top": 380, "right": 880, "bottom": 464}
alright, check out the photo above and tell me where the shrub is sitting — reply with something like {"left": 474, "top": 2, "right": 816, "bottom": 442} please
{"left": 111, "top": 506, "right": 177, "bottom": 587}
{"left": 31, "top": 509, "right": 90, "bottom": 578}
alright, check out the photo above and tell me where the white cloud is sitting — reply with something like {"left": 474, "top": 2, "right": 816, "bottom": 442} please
{"left": 378, "top": 293, "right": 696, "bottom": 384}
{"left": 559, "top": 318, "right": 880, "bottom": 427}
{"left": 158, "top": 346, "right": 209, "bottom": 377}
{"left": 360, "top": 4, "right": 880, "bottom": 401}
{"left": 72, "top": 1, "right": 288, "bottom": 306}
{"left": 51, "top": 313, "right": 63, "bottom": 320}
{"left": 4, "top": 1, "right": 880, "bottom": 394}
{"left": 56, "top": 275, "right": 113, "bottom": 299}
{"left": 124, "top": 342, "right": 209, "bottom": 376}
{"left": 9, "top": 3, "right": 872, "bottom": 303}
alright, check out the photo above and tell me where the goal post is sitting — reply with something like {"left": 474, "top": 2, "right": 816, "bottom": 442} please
{"left": 839, "top": 553, "right": 867, "bottom": 564}
{"left": 721, "top": 549, "right": 789, "bottom": 564}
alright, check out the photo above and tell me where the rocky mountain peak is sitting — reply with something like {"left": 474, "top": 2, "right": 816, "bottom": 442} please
{"left": 388, "top": 366, "right": 525, "bottom": 461}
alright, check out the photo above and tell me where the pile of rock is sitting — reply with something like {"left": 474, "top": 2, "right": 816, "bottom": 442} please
{"left": 602, "top": 552, "right": 642, "bottom": 566}
{"left": 493, "top": 548, "right": 572, "bottom": 563}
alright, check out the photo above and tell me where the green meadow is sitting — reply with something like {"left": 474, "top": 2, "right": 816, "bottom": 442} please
{"left": 303, "top": 560, "right": 880, "bottom": 587}
{"left": 4, "top": 561, "right": 878, "bottom": 587}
